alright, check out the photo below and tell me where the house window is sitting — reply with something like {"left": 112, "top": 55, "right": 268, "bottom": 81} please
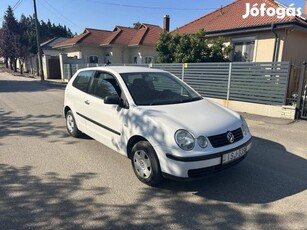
{"left": 105, "top": 54, "right": 111, "bottom": 65}
{"left": 88, "top": 56, "right": 99, "bottom": 63}
{"left": 233, "top": 40, "right": 255, "bottom": 62}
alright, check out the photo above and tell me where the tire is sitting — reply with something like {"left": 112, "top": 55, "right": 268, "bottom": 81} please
{"left": 65, "top": 110, "right": 81, "bottom": 138}
{"left": 131, "top": 141, "right": 163, "bottom": 186}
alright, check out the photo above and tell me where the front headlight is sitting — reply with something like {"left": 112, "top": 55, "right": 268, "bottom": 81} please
{"left": 175, "top": 129, "right": 195, "bottom": 151}
{"left": 240, "top": 115, "right": 250, "bottom": 136}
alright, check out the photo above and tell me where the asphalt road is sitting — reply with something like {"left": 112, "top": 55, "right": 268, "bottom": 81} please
{"left": 0, "top": 71, "right": 306, "bottom": 230}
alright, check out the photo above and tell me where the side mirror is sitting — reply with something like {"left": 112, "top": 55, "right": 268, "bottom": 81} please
{"left": 104, "top": 95, "right": 129, "bottom": 109}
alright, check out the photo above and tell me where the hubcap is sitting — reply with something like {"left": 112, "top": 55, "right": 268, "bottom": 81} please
{"left": 66, "top": 114, "right": 74, "bottom": 133}
{"left": 133, "top": 150, "right": 152, "bottom": 179}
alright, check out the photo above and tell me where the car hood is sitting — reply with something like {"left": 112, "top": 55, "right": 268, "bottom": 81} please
{"left": 138, "top": 98, "right": 241, "bottom": 137}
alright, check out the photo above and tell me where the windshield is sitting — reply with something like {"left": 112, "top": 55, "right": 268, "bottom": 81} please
{"left": 120, "top": 71, "right": 202, "bottom": 106}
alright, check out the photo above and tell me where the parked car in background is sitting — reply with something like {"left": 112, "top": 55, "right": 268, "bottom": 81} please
{"left": 64, "top": 66, "right": 252, "bottom": 185}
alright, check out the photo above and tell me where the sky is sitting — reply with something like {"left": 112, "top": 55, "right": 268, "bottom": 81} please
{"left": 0, "top": 0, "right": 305, "bottom": 34}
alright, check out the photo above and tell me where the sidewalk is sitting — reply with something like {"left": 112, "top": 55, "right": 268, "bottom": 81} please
{"left": 242, "top": 112, "right": 297, "bottom": 125}
{"left": 0, "top": 67, "right": 67, "bottom": 85}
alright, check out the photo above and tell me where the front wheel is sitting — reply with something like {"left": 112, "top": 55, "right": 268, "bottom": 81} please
{"left": 65, "top": 110, "right": 81, "bottom": 137}
{"left": 131, "top": 141, "right": 163, "bottom": 186}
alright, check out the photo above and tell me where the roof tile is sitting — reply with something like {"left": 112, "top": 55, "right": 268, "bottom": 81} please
{"left": 54, "top": 28, "right": 112, "bottom": 48}
{"left": 55, "top": 24, "right": 162, "bottom": 48}
{"left": 174, "top": 0, "right": 306, "bottom": 34}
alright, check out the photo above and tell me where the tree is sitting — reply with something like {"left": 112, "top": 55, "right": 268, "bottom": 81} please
{"left": 0, "top": 6, "right": 20, "bottom": 71}
{"left": 155, "top": 29, "right": 232, "bottom": 63}
{"left": 21, "top": 16, "right": 73, "bottom": 55}
{"left": 0, "top": 6, "right": 74, "bottom": 74}
{"left": 16, "top": 15, "right": 37, "bottom": 55}
{"left": 155, "top": 30, "right": 176, "bottom": 63}
{"left": 18, "top": 15, "right": 30, "bottom": 74}
{"left": 0, "top": 29, "right": 10, "bottom": 68}
{"left": 209, "top": 37, "right": 232, "bottom": 62}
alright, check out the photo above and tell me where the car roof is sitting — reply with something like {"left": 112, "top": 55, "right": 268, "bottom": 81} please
{"left": 78, "top": 66, "right": 167, "bottom": 74}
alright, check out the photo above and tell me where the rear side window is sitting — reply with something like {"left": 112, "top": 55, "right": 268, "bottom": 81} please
{"left": 72, "top": 70, "right": 93, "bottom": 92}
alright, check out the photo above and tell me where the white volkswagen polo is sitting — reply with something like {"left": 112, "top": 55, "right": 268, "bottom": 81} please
{"left": 64, "top": 66, "right": 252, "bottom": 185}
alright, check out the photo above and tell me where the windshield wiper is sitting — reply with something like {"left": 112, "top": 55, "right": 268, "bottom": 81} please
{"left": 177, "top": 97, "right": 202, "bottom": 103}
{"left": 149, "top": 97, "right": 202, "bottom": 105}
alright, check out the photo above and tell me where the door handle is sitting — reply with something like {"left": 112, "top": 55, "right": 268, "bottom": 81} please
{"left": 84, "top": 100, "right": 90, "bottom": 105}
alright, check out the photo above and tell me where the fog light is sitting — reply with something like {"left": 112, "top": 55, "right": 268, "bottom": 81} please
{"left": 197, "top": 136, "right": 208, "bottom": 148}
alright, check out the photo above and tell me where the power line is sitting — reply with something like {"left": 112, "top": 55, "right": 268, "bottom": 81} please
{"left": 12, "top": 0, "right": 24, "bottom": 11}
{"left": 81, "top": 0, "right": 216, "bottom": 11}
{"left": 38, "top": 0, "right": 83, "bottom": 30}
{"left": 0, "top": 0, "right": 24, "bottom": 22}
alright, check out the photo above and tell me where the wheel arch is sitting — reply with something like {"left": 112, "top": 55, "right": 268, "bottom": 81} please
{"left": 64, "top": 106, "right": 71, "bottom": 116}
{"left": 127, "top": 135, "right": 149, "bottom": 159}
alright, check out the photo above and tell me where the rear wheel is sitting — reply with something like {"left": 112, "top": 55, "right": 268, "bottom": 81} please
{"left": 65, "top": 110, "right": 81, "bottom": 137}
{"left": 131, "top": 141, "right": 163, "bottom": 186}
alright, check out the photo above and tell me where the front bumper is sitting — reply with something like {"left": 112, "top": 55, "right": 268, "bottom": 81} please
{"left": 156, "top": 138, "right": 252, "bottom": 179}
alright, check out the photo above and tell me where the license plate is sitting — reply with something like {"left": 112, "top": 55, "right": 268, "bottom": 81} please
{"left": 222, "top": 147, "right": 247, "bottom": 164}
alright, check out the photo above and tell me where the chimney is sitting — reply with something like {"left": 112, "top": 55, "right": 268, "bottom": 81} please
{"left": 163, "top": 15, "right": 170, "bottom": 32}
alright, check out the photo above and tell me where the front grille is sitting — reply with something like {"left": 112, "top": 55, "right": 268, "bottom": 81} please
{"left": 188, "top": 155, "right": 246, "bottom": 178}
{"left": 208, "top": 128, "right": 243, "bottom": 148}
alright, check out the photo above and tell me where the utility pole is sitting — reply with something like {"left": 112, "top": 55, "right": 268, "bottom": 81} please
{"left": 33, "top": 0, "right": 44, "bottom": 81}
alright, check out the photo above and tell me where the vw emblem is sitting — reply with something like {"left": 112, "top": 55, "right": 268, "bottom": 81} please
{"left": 227, "top": 132, "right": 235, "bottom": 143}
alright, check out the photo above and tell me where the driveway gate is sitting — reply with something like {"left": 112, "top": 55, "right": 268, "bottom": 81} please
{"left": 297, "top": 63, "right": 307, "bottom": 119}
{"left": 48, "top": 57, "right": 61, "bottom": 79}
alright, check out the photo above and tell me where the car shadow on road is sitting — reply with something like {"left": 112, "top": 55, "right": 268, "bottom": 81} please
{"left": 0, "top": 109, "right": 82, "bottom": 145}
{"left": 157, "top": 136, "right": 307, "bottom": 204}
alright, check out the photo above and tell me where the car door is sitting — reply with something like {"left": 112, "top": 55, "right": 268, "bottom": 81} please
{"left": 82, "top": 71, "right": 126, "bottom": 152}
{"left": 68, "top": 70, "right": 95, "bottom": 133}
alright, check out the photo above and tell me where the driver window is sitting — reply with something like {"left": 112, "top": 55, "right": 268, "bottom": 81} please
{"left": 91, "top": 72, "right": 121, "bottom": 99}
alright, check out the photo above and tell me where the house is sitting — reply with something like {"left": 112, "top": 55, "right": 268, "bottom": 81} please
{"left": 101, "top": 24, "right": 163, "bottom": 64}
{"left": 173, "top": 0, "right": 307, "bottom": 64}
{"left": 41, "top": 37, "right": 69, "bottom": 79}
{"left": 53, "top": 23, "right": 163, "bottom": 65}
{"left": 53, "top": 29, "right": 112, "bottom": 64}
{"left": 41, "top": 37, "right": 68, "bottom": 57}
{"left": 15, "top": 37, "right": 68, "bottom": 79}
